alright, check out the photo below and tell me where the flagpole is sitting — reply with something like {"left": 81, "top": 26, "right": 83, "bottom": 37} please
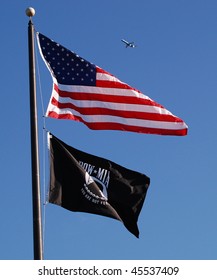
{"left": 26, "top": 7, "right": 43, "bottom": 260}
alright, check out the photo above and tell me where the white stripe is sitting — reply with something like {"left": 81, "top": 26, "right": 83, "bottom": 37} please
{"left": 51, "top": 90, "right": 173, "bottom": 115}
{"left": 57, "top": 83, "right": 150, "bottom": 99}
{"left": 96, "top": 72, "right": 124, "bottom": 83}
{"left": 46, "top": 104, "right": 187, "bottom": 130}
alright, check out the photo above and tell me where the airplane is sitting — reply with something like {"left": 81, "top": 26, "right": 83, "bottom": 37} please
{"left": 121, "top": 39, "right": 137, "bottom": 48}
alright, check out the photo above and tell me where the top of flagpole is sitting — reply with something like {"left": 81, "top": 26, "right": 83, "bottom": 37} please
{"left": 26, "top": 7, "right": 35, "bottom": 18}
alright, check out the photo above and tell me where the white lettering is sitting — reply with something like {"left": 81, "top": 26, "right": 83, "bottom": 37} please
{"left": 97, "top": 168, "right": 105, "bottom": 181}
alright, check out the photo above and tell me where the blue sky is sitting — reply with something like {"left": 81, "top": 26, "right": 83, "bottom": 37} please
{"left": 1, "top": 0, "right": 217, "bottom": 260}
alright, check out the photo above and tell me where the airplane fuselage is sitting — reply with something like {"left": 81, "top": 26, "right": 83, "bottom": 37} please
{"left": 121, "top": 39, "right": 136, "bottom": 48}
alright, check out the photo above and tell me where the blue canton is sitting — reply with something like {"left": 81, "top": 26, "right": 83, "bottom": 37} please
{"left": 39, "top": 33, "right": 96, "bottom": 86}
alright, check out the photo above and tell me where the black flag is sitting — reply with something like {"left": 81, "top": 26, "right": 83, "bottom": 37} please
{"left": 48, "top": 133, "right": 150, "bottom": 237}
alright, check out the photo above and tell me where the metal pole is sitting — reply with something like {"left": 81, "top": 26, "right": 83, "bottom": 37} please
{"left": 26, "top": 8, "right": 43, "bottom": 260}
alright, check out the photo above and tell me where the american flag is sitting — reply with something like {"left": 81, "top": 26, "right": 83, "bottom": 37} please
{"left": 37, "top": 33, "right": 188, "bottom": 136}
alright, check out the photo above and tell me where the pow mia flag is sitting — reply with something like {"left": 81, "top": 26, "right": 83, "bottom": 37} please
{"left": 48, "top": 133, "right": 150, "bottom": 237}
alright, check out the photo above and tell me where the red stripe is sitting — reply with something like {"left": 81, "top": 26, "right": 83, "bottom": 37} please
{"left": 96, "top": 67, "right": 140, "bottom": 90}
{"left": 54, "top": 84, "right": 164, "bottom": 108}
{"left": 96, "top": 79, "right": 133, "bottom": 89}
{"left": 96, "top": 66, "right": 111, "bottom": 75}
{"left": 51, "top": 97, "right": 184, "bottom": 122}
{"left": 47, "top": 111, "right": 187, "bottom": 136}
